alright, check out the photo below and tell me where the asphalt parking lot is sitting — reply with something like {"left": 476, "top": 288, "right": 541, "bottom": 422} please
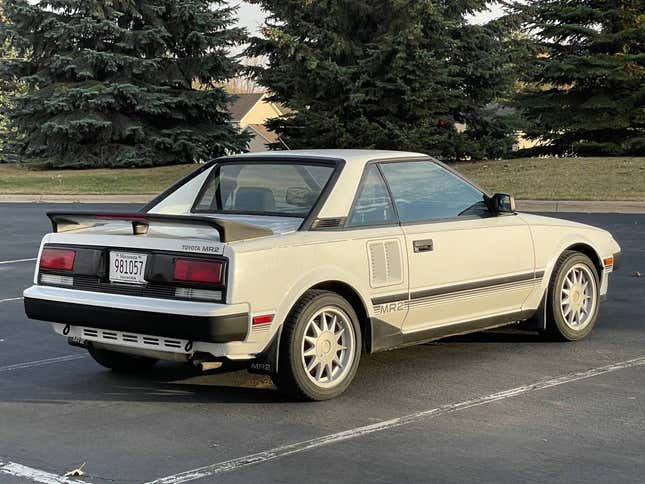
{"left": 0, "top": 203, "right": 644, "bottom": 483}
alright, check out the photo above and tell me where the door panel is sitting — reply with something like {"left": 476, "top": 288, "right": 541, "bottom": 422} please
{"left": 377, "top": 160, "right": 537, "bottom": 335}
{"left": 401, "top": 215, "right": 536, "bottom": 333}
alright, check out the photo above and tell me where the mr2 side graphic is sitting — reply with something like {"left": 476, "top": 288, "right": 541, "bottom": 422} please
{"left": 374, "top": 301, "right": 408, "bottom": 314}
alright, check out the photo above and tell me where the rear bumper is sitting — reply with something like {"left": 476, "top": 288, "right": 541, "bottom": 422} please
{"left": 23, "top": 286, "right": 248, "bottom": 343}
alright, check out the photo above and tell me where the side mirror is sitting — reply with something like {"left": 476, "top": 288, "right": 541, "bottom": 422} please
{"left": 490, "top": 193, "right": 516, "bottom": 214}
{"left": 286, "top": 187, "right": 316, "bottom": 207}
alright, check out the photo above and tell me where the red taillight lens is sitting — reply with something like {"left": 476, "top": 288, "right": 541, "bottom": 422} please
{"left": 173, "top": 259, "right": 223, "bottom": 284}
{"left": 40, "top": 248, "right": 76, "bottom": 271}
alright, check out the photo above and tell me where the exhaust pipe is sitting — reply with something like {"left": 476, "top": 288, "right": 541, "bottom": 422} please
{"left": 191, "top": 360, "right": 223, "bottom": 372}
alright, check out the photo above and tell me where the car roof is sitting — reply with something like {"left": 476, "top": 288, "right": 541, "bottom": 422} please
{"left": 229, "top": 149, "right": 428, "bottom": 165}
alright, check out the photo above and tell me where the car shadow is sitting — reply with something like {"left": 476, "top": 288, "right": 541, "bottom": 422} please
{"left": 442, "top": 328, "right": 545, "bottom": 344}
{"left": 8, "top": 363, "right": 290, "bottom": 405}
{"left": 0, "top": 328, "right": 553, "bottom": 406}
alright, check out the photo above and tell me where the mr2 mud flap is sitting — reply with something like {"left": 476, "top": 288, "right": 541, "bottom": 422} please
{"left": 248, "top": 328, "right": 282, "bottom": 375}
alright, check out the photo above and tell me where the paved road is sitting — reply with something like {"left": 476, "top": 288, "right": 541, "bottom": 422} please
{"left": 0, "top": 204, "right": 643, "bottom": 483}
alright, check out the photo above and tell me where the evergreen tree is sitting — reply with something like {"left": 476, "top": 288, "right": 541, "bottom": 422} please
{"left": 246, "top": 0, "right": 519, "bottom": 160}
{"left": 0, "top": 5, "right": 22, "bottom": 161}
{"left": 450, "top": 15, "right": 524, "bottom": 159}
{"left": 0, "top": 0, "right": 249, "bottom": 168}
{"left": 508, "top": 0, "right": 645, "bottom": 156}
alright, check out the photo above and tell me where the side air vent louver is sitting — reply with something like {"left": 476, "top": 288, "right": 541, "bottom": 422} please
{"left": 311, "top": 217, "right": 345, "bottom": 229}
{"left": 367, "top": 239, "right": 403, "bottom": 288}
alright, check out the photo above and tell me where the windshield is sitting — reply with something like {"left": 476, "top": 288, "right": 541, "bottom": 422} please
{"left": 193, "top": 162, "right": 335, "bottom": 217}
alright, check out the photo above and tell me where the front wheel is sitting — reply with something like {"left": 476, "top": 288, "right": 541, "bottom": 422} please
{"left": 544, "top": 250, "right": 600, "bottom": 341}
{"left": 273, "top": 290, "right": 362, "bottom": 401}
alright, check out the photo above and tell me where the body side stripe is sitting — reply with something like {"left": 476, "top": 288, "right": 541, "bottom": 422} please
{"left": 371, "top": 271, "right": 544, "bottom": 306}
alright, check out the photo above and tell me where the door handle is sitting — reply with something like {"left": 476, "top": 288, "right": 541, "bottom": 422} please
{"left": 413, "top": 239, "right": 434, "bottom": 253}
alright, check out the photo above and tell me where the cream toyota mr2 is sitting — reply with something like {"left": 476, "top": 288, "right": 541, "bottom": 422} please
{"left": 24, "top": 150, "right": 621, "bottom": 400}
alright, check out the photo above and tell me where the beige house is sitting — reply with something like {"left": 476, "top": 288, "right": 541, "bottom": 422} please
{"left": 229, "top": 93, "right": 285, "bottom": 152}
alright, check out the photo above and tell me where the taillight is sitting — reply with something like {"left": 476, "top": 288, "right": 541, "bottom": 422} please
{"left": 40, "top": 248, "right": 76, "bottom": 271}
{"left": 173, "top": 259, "right": 223, "bottom": 284}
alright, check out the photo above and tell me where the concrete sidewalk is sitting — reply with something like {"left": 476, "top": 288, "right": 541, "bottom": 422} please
{"left": 0, "top": 194, "right": 644, "bottom": 213}
{"left": 516, "top": 200, "right": 645, "bottom": 214}
{"left": 0, "top": 194, "right": 153, "bottom": 204}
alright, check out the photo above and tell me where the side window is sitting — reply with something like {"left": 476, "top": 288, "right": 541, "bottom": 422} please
{"left": 348, "top": 165, "right": 397, "bottom": 227}
{"left": 379, "top": 161, "right": 488, "bottom": 223}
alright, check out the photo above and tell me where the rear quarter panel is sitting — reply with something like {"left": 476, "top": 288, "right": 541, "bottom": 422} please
{"left": 229, "top": 228, "right": 408, "bottom": 348}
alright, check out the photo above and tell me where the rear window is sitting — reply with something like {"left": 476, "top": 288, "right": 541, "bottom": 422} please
{"left": 193, "top": 163, "right": 335, "bottom": 216}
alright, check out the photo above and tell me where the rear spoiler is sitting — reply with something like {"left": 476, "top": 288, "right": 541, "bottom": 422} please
{"left": 46, "top": 212, "right": 273, "bottom": 243}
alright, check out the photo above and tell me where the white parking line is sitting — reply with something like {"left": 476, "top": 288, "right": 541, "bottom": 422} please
{"left": 0, "top": 297, "right": 23, "bottom": 304}
{"left": 0, "top": 258, "right": 37, "bottom": 265}
{"left": 147, "top": 355, "right": 645, "bottom": 484}
{"left": 0, "top": 461, "right": 91, "bottom": 484}
{"left": 0, "top": 354, "right": 86, "bottom": 374}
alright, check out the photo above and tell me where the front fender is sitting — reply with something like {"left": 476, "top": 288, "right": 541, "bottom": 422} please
{"left": 523, "top": 230, "right": 607, "bottom": 312}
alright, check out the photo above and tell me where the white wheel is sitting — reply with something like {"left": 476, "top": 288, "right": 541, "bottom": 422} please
{"left": 274, "top": 290, "right": 362, "bottom": 400}
{"left": 300, "top": 306, "right": 356, "bottom": 389}
{"left": 559, "top": 263, "right": 598, "bottom": 331}
{"left": 545, "top": 250, "right": 600, "bottom": 341}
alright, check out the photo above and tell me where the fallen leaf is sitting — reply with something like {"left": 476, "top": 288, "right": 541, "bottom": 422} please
{"left": 64, "top": 462, "right": 86, "bottom": 477}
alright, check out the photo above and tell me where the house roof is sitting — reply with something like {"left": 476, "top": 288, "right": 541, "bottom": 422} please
{"left": 247, "top": 124, "right": 281, "bottom": 145}
{"left": 229, "top": 93, "right": 265, "bottom": 122}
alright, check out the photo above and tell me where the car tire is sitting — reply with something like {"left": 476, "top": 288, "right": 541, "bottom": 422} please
{"left": 543, "top": 250, "right": 600, "bottom": 341}
{"left": 88, "top": 346, "right": 158, "bottom": 372}
{"left": 273, "top": 290, "right": 362, "bottom": 401}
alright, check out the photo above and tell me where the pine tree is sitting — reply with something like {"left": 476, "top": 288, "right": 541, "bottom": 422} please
{"left": 0, "top": 5, "right": 22, "bottom": 161}
{"left": 450, "top": 15, "right": 524, "bottom": 159}
{"left": 246, "top": 0, "right": 519, "bottom": 160}
{"left": 0, "top": 0, "right": 249, "bottom": 168}
{"left": 509, "top": 0, "right": 645, "bottom": 156}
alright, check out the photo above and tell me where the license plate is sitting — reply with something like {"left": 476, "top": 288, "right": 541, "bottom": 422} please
{"left": 109, "top": 251, "right": 147, "bottom": 284}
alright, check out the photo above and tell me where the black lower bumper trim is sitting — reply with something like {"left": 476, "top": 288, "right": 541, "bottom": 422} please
{"left": 24, "top": 297, "right": 248, "bottom": 343}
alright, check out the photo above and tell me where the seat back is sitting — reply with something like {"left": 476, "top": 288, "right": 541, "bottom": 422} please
{"left": 234, "top": 187, "right": 276, "bottom": 212}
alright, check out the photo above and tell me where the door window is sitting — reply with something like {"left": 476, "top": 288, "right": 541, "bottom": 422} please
{"left": 348, "top": 165, "right": 397, "bottom": 227}
{"left": 379, "top": 161, "right": 489, "bottom": 222}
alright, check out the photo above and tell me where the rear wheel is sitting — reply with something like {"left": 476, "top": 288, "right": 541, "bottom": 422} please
{"left": 88, "top": 346, "right": 158, "bottom": 372}
{"left": 273, "top": 290, "right": 361, "bottom": 401}
{"left": 544, "top": 251, "right": 600, "bottom": 341}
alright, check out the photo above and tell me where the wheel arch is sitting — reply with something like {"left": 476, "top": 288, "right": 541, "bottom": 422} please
{"left": 309, "top": 280, "right": 371, "bottom": 353}
{"left": 563, "top": 243, "right": 603, "bottom": 278}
